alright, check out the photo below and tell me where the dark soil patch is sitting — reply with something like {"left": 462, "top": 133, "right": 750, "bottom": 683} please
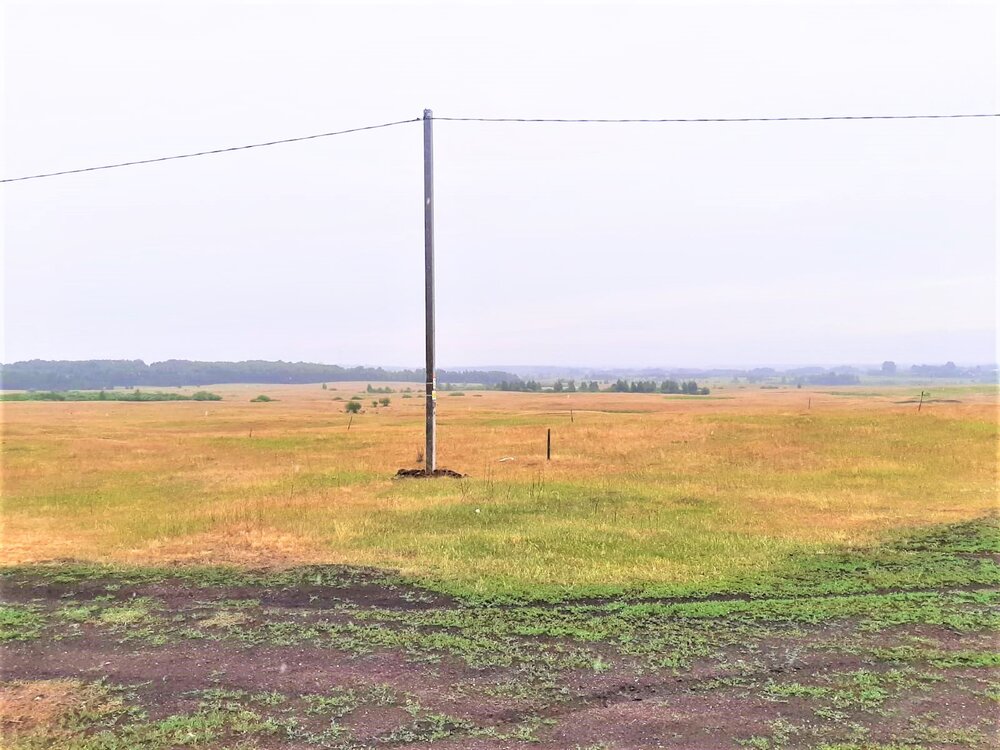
{"left": 0, "top": 569, "right": 457, "bottom": 612}
{"left": 395, "top": 467, "right": 467, "bottom": 478}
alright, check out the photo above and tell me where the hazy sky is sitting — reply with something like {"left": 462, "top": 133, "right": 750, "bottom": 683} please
{"left": 2, "top": 1, "right": 996, "bottom": 368}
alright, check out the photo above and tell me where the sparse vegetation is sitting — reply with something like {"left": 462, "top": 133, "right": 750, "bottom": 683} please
{"left": 0, "top": 516, "right": 996, "bottom": 748}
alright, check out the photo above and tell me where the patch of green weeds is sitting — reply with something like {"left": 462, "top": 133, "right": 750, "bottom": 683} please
{"left": 471, "top": 715, "right": 555, "bottom": 741}
{"left": 99, "top": 600, "right": 153, "bottom": 626}
{"left": 470, "top": 675, "right": 568, "bottom": 704}
{"left": 590, "top": 655, "right": 612, "bottom": 673}
{"left": 57, "top": 605, "right": 99, "bottom": 623}
{"left": 908, "top": 712, "right": 987, "bottom": 746}
{"left": 740, "top": 718, "right": 807, "bottom": 749}
{"left": 764, "top": 668, "right": 935, "bottom": 718}
{"left": 304, "top": 688, "right": 359, "bottom": 718}
{"left": 197, "top": 610, "right": 249, "bottom": 629}
{"left": 384, "top": 698, "right": 474, "bottom": 743}
{"left": 871, "top": 645, "right": 1000, "bottom": 669}
{"left": 0, "top": 604, "right": 43, "bottom": 642}
{"left": 763, "top": 680, "right": 830, "bottom": 701}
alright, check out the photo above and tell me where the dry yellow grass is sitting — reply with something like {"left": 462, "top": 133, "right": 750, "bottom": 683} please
{"left": 1, "top": 382, "right": 996, "bottom": 595}
{"left": 0, "top": 680, "right": 100, "bottom": 732}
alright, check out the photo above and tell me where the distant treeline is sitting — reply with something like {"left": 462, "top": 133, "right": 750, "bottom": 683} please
{"left": 490, "top": 378, "right": 710, "bottom": 395}
{"left": 905, "top": 362, "right": 989, "bottom": 378}
{"left": 506, "top": 363, "right": 997, "bottom": 383}
{"left": 492, "top": 379, "right": 599, "bottom": 392}
{"left": 0, "top": 360, "right": 522, "bottom": 391}
{"left": 493, "top": 380, "right": 543, "bottom": 392}
{"left": 801, "top": 372, "right": 861, "bottom": 386}
{"left": 1, "top": 389, "right": 222, "bottom": 402}
{"left": 610, "top": 379, "right": 710, "bottom": 395}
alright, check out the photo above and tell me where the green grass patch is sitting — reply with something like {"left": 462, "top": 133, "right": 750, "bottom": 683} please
{"left": 0, "top": 605, "right": 43, "bottom": 642}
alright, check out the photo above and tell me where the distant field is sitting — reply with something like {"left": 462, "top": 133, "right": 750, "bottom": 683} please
{"left": 2, "top": 382, "right": 995, "bottom": 598}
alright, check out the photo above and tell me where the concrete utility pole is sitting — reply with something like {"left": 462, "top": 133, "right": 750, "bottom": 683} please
{"left": 423, "top": 109, "right": 436, "bottom": 474}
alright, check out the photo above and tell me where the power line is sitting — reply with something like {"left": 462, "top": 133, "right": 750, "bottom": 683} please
{"left": 0, "top": 117, "right": 421, "bottom": 184}
{"left": 433, "top": 113, "right": 1000, "bottom": 123}
{"left": 2, "top": 111, "right": 996, "bottom": 184}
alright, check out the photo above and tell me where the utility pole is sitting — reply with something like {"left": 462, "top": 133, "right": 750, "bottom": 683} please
{"left": 423, "top": 109, "right": 437, "bottom": 474}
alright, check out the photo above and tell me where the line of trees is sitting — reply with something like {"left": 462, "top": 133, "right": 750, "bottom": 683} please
{"left": 552, "top": 379, "right": 600, "bottom": 392}
{"left": 491, "top": 378, "right": 709, "bottom": 394}
{"left": 0, "top": 360, "right": 523, "bottom": 391}
{"left": 801, "top": 372, "right": 861, "bottom": 386}
{"left": 610, "top": 379, "right": 710, "bottom": 395}
{"left": 907, "top": 361, "right": 989, "bottom": 378}
{"left": 0, "top": 389, "right": 222, "bottom": 402}
{"left": 493, "top": 380, "right": 543, "bottom": 392}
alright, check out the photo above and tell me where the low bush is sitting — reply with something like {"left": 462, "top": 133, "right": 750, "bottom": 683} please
{"left": 191, "top": 391, "right": 222, "bottom": 401}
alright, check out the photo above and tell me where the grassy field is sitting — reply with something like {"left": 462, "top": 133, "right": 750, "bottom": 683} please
{"left": 1, "top": 382, "right": 998, "bottom": 748}
{"left": 1, "top": 382, "right": 996, "bottom": 598}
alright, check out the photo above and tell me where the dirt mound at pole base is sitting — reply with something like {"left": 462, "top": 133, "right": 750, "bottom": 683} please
{"left": 394, "top": 467, "right": 466, "bottom": 478}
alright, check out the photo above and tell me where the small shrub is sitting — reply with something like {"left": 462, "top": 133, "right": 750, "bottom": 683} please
{"left": 345, "top": 401, "right": 362, "bottom": 414}
{"left": 379, "top": 397, "right": 390, "bottom": 407}
{"left": 250, "top": 395, "right": 273, "bottom": 403}
{"left": 192, "top": 391, "right": 222, "bottom": 401}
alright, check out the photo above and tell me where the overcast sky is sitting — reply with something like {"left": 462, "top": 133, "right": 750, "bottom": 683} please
{"left": 2, "top": 1, "right": 996, "bottom": 368}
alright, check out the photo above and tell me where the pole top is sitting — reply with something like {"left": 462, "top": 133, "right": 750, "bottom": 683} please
{"left": 423, "top": 109, "right": 433, "bottom": 119}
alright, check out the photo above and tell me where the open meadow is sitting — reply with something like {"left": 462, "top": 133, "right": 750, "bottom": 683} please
{"left": 1, "top": 383, "right": 998, "bottom": 749}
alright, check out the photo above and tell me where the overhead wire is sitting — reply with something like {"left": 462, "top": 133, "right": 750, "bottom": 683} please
{"left": 433, "top": 113, "right": 1000, "bottom": 123}
{"left": 0, "top": 117, "right": 422, "bottom": 184}
{"left": 2, "top": 112, "right": 997, "bottom": 184}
